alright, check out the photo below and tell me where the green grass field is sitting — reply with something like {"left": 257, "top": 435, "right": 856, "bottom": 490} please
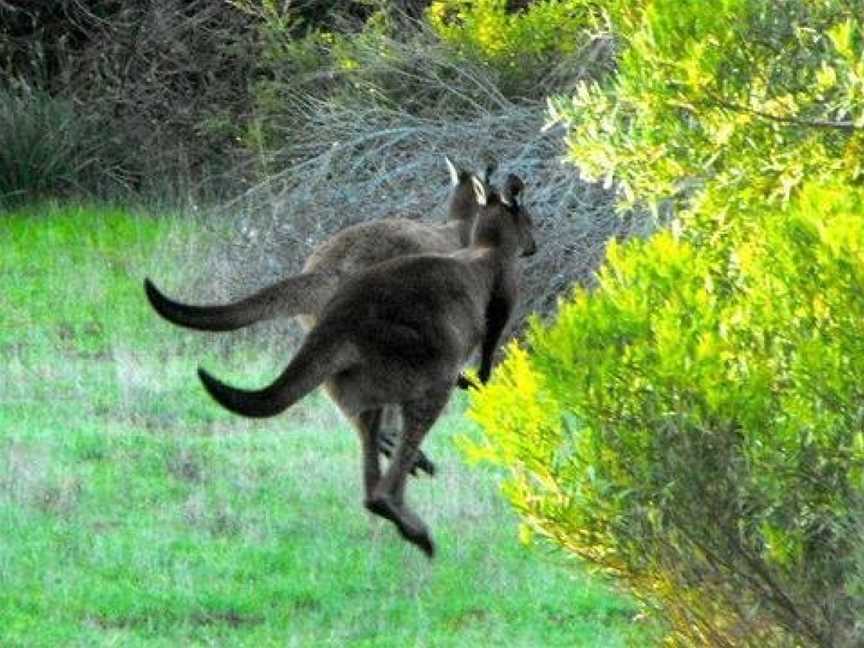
{"left": 0, "top": 205, "right": 658, "bottom": 646}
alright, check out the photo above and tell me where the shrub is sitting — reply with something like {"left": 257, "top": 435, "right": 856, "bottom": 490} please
{"left": 467, "top": 180, "right": 864, "bottom": 645}
{"left": 0, "top": 85, "right": 117, "bottom": 207}
{"left": 211, "top": 5, "right": 623, "bottom": 340}
{"left": 466, "top": 0, "right": 864, "bottom": 644}
{"left": 426, "top": 0, "right": 605, "bottom": 92}
{"left": 1, "top": 0, "right": 259, "bottom": 204}
{"left": 241, "top": 3, "right": 523, "bottom": 142}
{"left": 550, "top": 0, "right": 863, "bottom": 215}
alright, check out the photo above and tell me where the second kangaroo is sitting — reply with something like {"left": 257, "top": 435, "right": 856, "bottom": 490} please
{"left": 144, "top": 157, "right": 489, "bottom": 332}
{"left": 197, "top": 175, "right": 536, "bottom": 557}
{"left": 145, "top": 157, "right": 491, "bottom": 476}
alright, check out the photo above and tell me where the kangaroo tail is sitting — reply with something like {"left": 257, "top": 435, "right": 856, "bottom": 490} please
{"left": 143, "top": 272, "right": 338, "bottom": 332}
{"left": 197, "top": 333, "right": 358, "bottom": 418}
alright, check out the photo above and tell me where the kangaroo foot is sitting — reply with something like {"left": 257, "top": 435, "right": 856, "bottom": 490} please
{"left": 377, "top": 432, "right": 436, "bottom": 477}
{"left": 365, "top": 496, "right": 435, "bottom": 558}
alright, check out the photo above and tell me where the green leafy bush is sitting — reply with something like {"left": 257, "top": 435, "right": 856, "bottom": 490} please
{"left": 238, "top": 1, "right": 596, "bottom": 159}
{"left": 234, "top": 4, "right": 455, "bottom": 156}
{"left": 0, "top": 86, "right": 114, "bottom": 207}
{"left": 2, "top": 1, "right": 260, "bottom": 204}
{"left": 467, "top": 180, "right": 864, "bottom": 645}
{"left": 551, "top": 0, "right": 864, "bottom": 214}
{"left": 466, "top": 0, "right": 864, "bottom": 645}
{"left": 427, "top": 0, "right": 600, "bottom": 90}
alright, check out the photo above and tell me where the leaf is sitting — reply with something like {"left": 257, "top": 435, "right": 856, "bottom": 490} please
{"left": 815, "top": 63, "right": 838, "bottom": 93}
{"left": 827, "top": 18, "right": 855, "bottom": 60}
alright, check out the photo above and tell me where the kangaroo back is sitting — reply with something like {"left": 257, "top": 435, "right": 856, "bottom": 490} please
{"left": 198, "top": 332, "right": 358, "bottom": 418}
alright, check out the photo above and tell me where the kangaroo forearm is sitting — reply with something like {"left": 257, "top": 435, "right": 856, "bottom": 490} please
{"left": 478, "top": 341, "right": 500, "bottom": 384}
{"left": 480, "top": 294, "right": 513, "bottom": 384}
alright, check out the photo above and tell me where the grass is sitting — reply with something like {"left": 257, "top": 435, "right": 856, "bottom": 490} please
{"left": 0, "top": 204, "right": 659, "bottom": 646}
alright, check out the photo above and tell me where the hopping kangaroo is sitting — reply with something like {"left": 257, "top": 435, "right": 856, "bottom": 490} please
{"left": 197, "top": 174, "right": 536, "bottom": 557}
{"left": 145, "top": 157, "right": 491, "bottom": 476}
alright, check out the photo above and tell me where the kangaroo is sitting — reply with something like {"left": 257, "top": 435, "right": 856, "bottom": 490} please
{"left": 145, "top": 157, "right": 492, "bottom": 477}
{"left": 196, "top": 174, "right": 536, "bottom": 557}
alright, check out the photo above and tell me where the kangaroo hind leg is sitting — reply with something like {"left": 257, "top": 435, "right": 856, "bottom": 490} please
{"left": 366, "top": 386, "right": 451, "bottom": 558}
{"left": 324, "top": 380, "right": 436, "bottom": 479}
{"left": 377, "top": 406, "right": 437, "bottom": 477}
{"left": 352, "top": 408, "right": 384, "bottom": 500}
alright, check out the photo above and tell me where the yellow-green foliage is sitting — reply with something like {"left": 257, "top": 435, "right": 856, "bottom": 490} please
{"left": 551, "top": 0, "right": 864, "bottom": 214}
{"left": 468, "top": 2, "right": 864, "bottom": 643}
{"left": 468, "top": 181, "right": 864, "bottom": 645}
{"left": 427, "top": 0, "right": 594, "bottom": 75}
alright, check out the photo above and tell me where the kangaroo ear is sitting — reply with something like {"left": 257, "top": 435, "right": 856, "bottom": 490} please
{"left": 471, "top": 175, "right": 488, "bottom": 206}
{"left": 482, "top": 158, "right": 498, "bottom": 185}
{"left": 504, "top": 174, "right": 524, "bottom": 197}
{"left": 501, "top": 174, "right": 524, "bottom": 207}
{"left": 444, "top": 155, "right": 460, "bottom": 187}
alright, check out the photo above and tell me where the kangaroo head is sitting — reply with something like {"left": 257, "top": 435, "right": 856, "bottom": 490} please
{"left": 470, "top": 173, "right": 536, "bottom": 258}
{"left": 444, "top": 155, "right": 497, "bottom": 225}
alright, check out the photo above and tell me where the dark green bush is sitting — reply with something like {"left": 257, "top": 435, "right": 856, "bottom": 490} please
{"left": 0, "top": 86, "right": 119, "bottom": 207}
{"left": 1, "top": 1, "right": 259, "bottom": 205}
